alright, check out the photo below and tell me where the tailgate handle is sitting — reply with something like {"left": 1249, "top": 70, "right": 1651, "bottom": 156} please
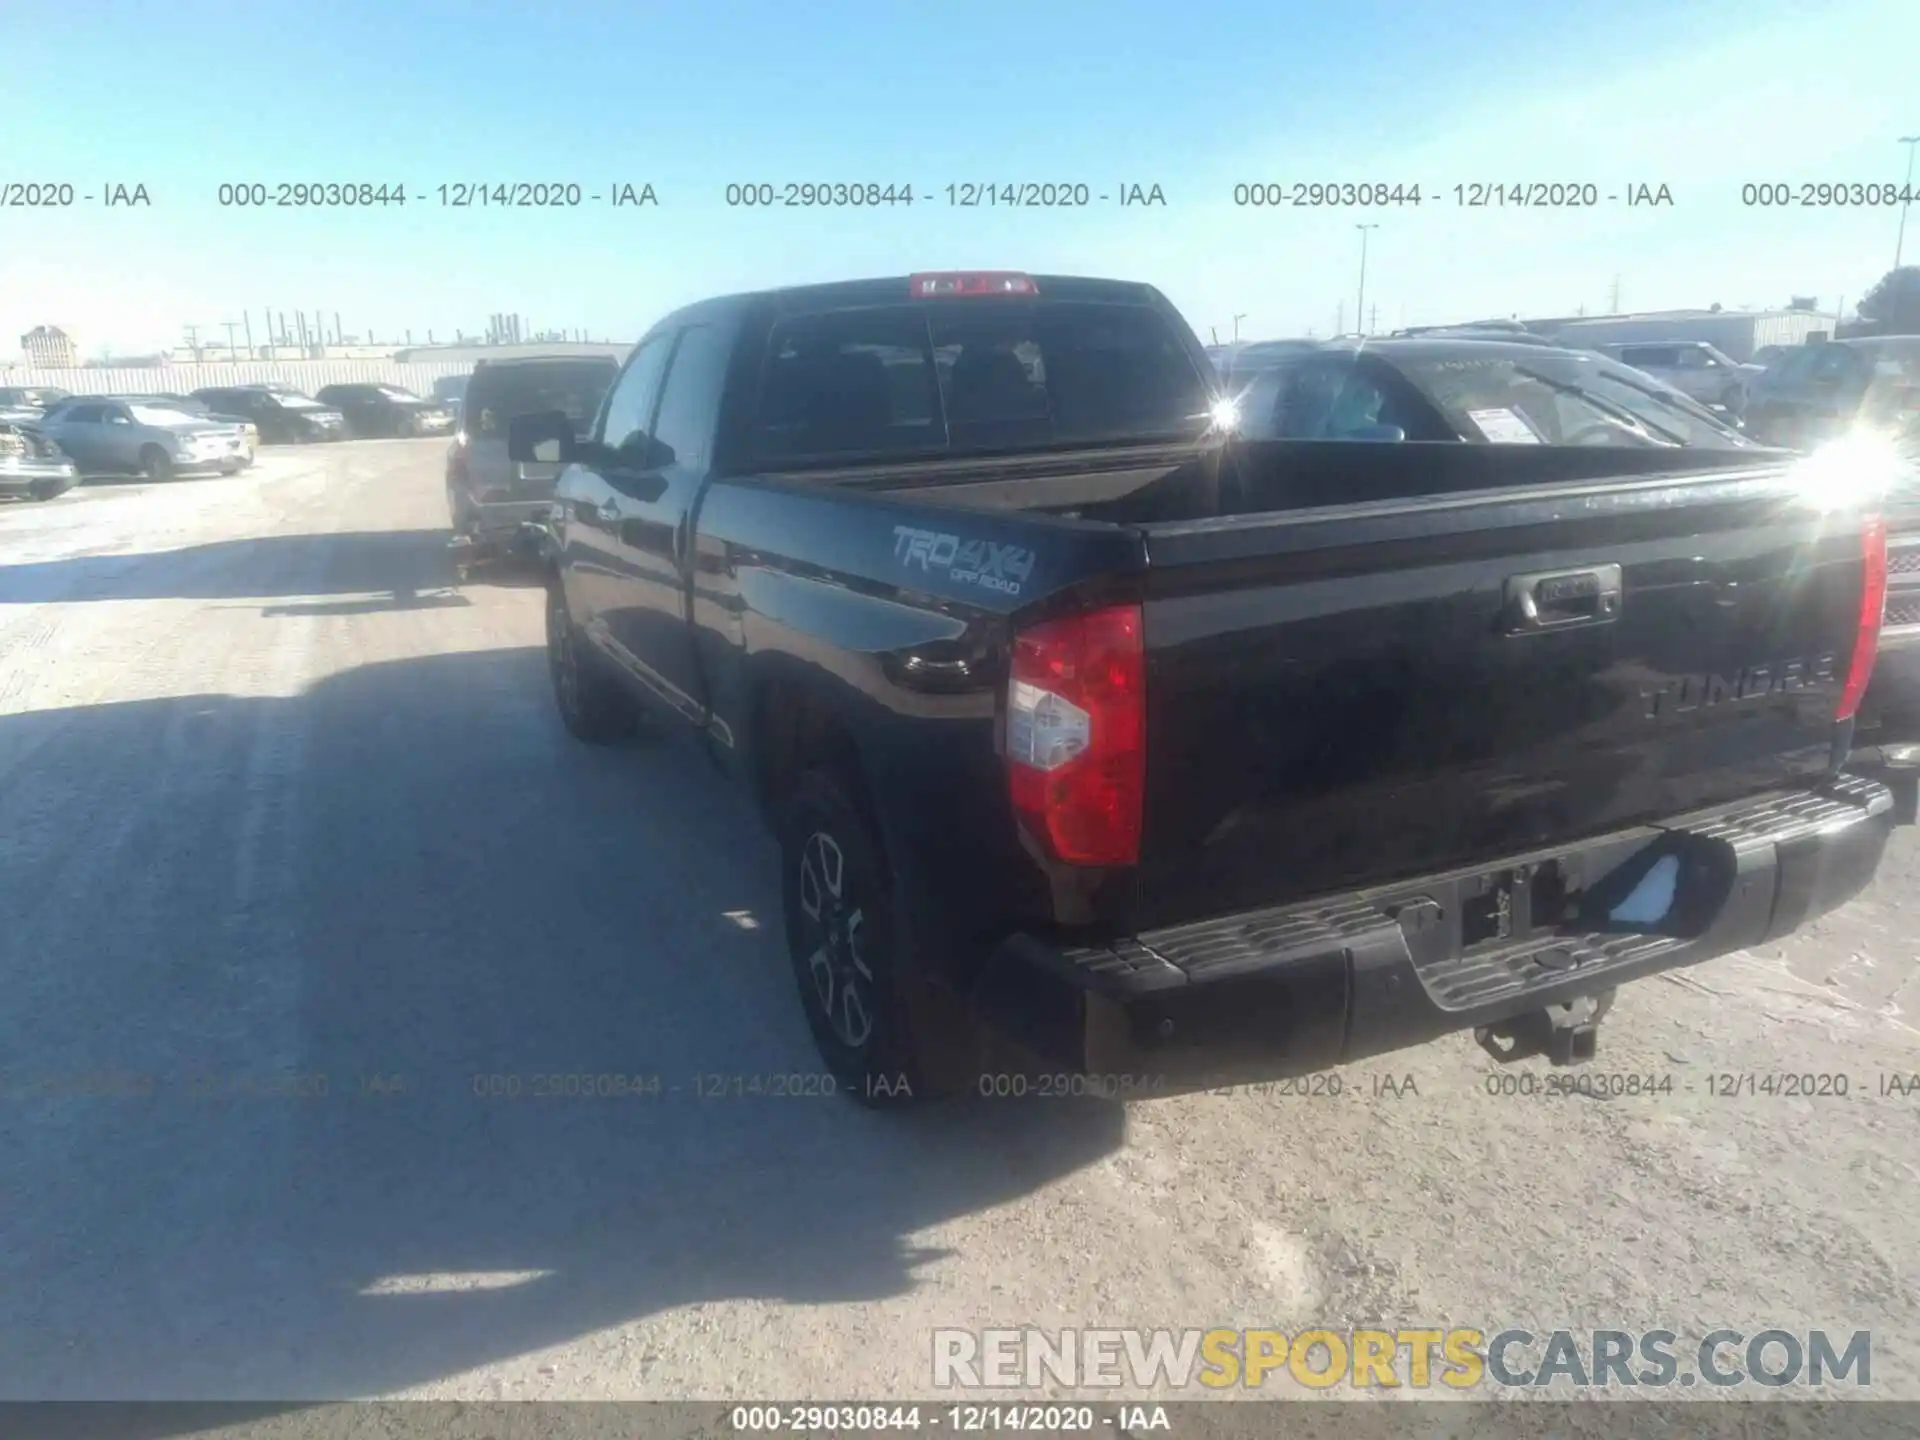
{"left": 1505, "top": 564, "right": 1622, "bottom": 632}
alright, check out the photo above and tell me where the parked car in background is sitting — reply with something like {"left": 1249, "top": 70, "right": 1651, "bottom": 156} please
{"left": 1743, "top": 337, "right": 1920, "bottom": 452}
{"left": 39, "top": 398, "right": 252, "bottom": 479}
{"left": 0, "top": 416, "right": 79, "bottom": 500}
{"left": 445, "top": 355, "right": 619, "bottom": 549}
{"left": 1594, "top": 341, "right": 1762, "bottom": 415}
{"left": 314, "top": 382, "right": 458, "bottom": 439}
{"left": 44, "top": 394, "right": 258, "bottom": 460}
{"left": 1223, "top": 338, "right": 1762, "bottom": 451}
{"left": 0, "top": 385, "right": 72, "bottom": 413}
{"left": 189, "top": 386, "right": 346, "bottom": 443}
{"left": 1750, "top": 345, "right": 1794, "bottom": 371}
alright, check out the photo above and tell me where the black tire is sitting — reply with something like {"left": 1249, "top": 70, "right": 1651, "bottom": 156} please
{"left": 545, "top": 578, "right": 639, "bottom": 743}
{"left": 138, "top": 446, "right": 173, "bottom": 481}
{"left": 781, "top": 767, "right": 970, "bottom": 1107}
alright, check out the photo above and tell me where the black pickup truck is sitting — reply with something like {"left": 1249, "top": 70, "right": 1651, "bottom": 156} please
{"left": 511, "top": 271, "right": 1905, "bottom": 1103}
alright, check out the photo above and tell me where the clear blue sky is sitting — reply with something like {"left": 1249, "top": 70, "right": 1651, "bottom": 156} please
{"left": 1, "top": 0, "right": 1914, "bottom": 357}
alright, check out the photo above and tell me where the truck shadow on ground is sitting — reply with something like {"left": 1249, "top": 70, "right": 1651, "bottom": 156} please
{"left": 0, "top": 645, "right": 1126, "bottom": 1402}
{"left": 0, "top": 529, "right": 467, "bottom": 606}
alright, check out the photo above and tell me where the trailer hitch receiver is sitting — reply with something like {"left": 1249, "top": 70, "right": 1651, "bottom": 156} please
{"left": 1475, "top": 992, "right": 1610, "bottom": 1067}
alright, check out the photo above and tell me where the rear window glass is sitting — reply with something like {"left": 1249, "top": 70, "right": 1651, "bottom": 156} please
{"left": 1232, "top": 357, "right": 1435, "bottom": 442}
{"left": 1396, "top": 352, "right": 1756, "bottom": 450}
{"left": 467, "top": 362, "right": 618, "bottom": 436}
{"left": 749, "top": 299, "right": 1213, "bottom": 466}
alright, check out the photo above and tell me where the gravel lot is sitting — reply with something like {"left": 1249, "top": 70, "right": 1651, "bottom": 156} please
{"left": 0, "top": 440, "right": 1915, "bottom": 1404}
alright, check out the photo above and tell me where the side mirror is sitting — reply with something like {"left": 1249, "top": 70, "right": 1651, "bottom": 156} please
{"left": 508, "top": 410, "right": 577, "bottom": 465}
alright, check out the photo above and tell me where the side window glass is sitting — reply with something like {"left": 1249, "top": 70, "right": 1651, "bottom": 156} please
{"left": 649, "top": 324, "right": 731, "bottom": 472}
{"left": 599, "top": 336, "right": 674, "bottom": 455}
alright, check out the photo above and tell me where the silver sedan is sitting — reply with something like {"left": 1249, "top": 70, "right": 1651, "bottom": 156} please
{"left": 36, "top": 398, "right": 252, "bottom": 480}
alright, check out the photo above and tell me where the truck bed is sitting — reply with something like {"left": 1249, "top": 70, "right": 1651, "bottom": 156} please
{"left": 727, "top": 437, "right": 1875, "bottom": 936}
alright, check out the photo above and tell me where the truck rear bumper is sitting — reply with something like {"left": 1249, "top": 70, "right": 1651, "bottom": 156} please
{"left": 974, "top": 775, "right": 1899, "bottom": 1091}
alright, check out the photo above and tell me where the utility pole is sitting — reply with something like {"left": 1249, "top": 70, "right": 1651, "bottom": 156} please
{"left": 1355, "top": 224, "right": 1378, "bottom": 337}
{"left": 1209, "top": 325, "right": 1220, "bottom": 345}
{"left": 183, "top": 324, "right": 201, "bottom": 362}
{"left": 242, "top": 312, "right": 254, "bottom": 358}
{"left": 1608, "top": 275, "right": 1622, "bottom": 314}
{"left": 1232, "top": 313, "right": 1247, "bottom": 342}
{"left": 1896, "top": 135, "right": 1920, "bottom": 269}
{"left": 222, "top": 321, "right": 240, "bottom": 361}
{"left": 1369, "top": 303, "right": 1378, "bottom": 334}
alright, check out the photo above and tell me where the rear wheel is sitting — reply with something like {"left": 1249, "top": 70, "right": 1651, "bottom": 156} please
{"left": 546, "top": 579, "right": 639, "bottom": 743}
{"left": 138, "top": 446, "right": 172, "bottom": 481}
{"left": 781, "top": 767, "right": 969, "bottom": 1106}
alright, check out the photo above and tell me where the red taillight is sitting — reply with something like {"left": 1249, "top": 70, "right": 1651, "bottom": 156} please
{"left": 909, "top": 271, "right": 1040, "bottom": 299}
{"left": 1005, "top": 604, "right": 1145, "bottom": 867}
{"left": 1836, "top": 516, "right": 1888, "bottom": 723}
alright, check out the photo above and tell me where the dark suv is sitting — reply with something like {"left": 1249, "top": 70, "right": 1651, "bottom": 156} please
{"left": 445, "top": 355, "right": 619, "bottom": 544}
{"left": 315, "top": 383, "right": 457, "bottom": 439}
{"left": 189, "top": 386, "right": 347, "bottom": 444}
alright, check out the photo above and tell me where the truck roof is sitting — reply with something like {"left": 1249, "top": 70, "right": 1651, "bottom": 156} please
{"left": 685, "top": 273, "right": 1169, "bottom": 319}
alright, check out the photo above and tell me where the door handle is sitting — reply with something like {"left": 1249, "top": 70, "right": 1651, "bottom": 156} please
{"left": 596, "top": 501, "right": 621, "bottom": 525}
{"left": 1504, "top": 564, "right": 1623, "bottom": 633}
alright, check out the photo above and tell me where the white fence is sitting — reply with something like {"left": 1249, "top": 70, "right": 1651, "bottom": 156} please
{"left": 1, "top": 359, "right": 483, "bottom": 396}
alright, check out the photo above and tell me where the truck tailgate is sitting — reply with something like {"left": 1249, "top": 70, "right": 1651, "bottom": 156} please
{"left": 1132, "top": 447, "right": 1877, "bottom": 930}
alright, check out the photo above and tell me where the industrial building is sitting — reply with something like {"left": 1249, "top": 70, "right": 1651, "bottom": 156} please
{"left": 20, "top": 325, "right": 80, "bottom": 368}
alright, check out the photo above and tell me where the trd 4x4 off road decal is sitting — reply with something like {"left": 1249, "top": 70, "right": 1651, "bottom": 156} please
{"left": 891, "top": 525, "right": 1036, "bottom": 597}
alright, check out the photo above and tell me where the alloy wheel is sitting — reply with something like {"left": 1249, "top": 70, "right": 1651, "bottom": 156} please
{"left": 796, "top": 830, "right": 874, "bottom": 1049}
